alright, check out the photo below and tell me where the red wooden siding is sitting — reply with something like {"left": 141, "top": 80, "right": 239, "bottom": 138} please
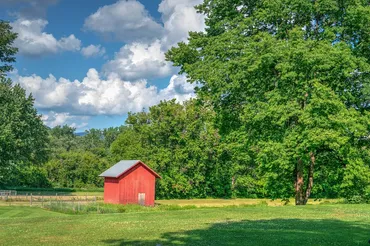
{"left": 103, "top": 177, "right": 119, "bottom": 204}
{"left": 103, "top": 162, "right": 158, "bottom": 206}
{"left": 118, "top": 164, "right": 156, "bottom": 206}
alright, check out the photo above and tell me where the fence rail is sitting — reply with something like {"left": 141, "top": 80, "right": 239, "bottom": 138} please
{"left": 0, "top": 191, "right": 102, "bottom": 207}
{"left": 0, "top": 190, "right": 17, "bottom": 196}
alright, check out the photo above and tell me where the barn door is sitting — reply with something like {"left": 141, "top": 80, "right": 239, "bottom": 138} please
{"left": 138, "top": 193, "right": 145, "bottom": 206}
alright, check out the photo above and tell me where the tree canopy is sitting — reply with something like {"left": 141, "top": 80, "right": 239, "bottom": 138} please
{"left": 0, "top": 78, "right": 49, "bottom": 186}
{"left": 166, "top": 0, "right": 370, "bottom": 204}
{"left": 0, "top": 21, "right": 17, "bottom": 76}
{"left": 0, "top": 21, "right": 49, "bottom": 186}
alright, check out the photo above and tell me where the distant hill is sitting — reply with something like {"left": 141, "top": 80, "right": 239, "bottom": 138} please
{"left": 75, "top": 132, "right": 87, "bottom": 136}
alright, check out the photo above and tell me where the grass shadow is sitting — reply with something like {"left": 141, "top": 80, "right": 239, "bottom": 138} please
{"left": 102, "top": 218, "right": 370, "bottom": 245}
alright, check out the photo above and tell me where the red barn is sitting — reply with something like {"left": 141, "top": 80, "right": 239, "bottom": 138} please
{"left": 99, "top": 160, "right": 161, "bottom": 206}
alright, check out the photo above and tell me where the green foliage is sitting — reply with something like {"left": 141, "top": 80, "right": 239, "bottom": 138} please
{"left": 166, "top": 0, "right": 370, "bottom": 203}
{"left": 111, "top": 99, "right": 242, "bottom": 199}
{"left": 45, "top": 151, "right": 109, "bottom": 188}
{"left": 340, "top": 149, "right": 370, "bottom": 200}
{"left": 12, "top": 165, "right": 50, "bottom": 188}
{"left": 0, "top": 22, "right": 50, "bottom": 188}
{"left": 0, "top": 20, "right": 17, "bottom": 76}
{"left": 44, "top": 125, "right": 125, "bottom": 188}
{"left": 0, "top": 78, "right": 49, "bottom": 186}
{"left": 111, "top": 126, "right": 146, "bottom": 161}
{"left": 344, "top": 195, "right": 369, "bottom": 204}
{"left": 48, "top": 125, "right": 78, "bottom": 154}
{"left": 78, "top": 129, "right": 106, "bottom": 155}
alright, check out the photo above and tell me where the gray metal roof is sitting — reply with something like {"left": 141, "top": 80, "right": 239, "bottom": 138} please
{"left": 99, "top": 160, "right": 140, "bottom": 178}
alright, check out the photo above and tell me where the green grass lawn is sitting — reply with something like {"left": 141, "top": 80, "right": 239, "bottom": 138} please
{"left": 0, "top": 204, "right": 369, "bottom": 246}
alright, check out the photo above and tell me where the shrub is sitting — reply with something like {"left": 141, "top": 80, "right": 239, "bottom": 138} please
{"left": 344, "top": 196, "right": 366, "bottom": 204}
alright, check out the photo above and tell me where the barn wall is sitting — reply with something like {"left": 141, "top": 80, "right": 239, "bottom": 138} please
{"left": 104, "top": 177, "right": 119, "bottom": 203}
{"left": 118, "top": 164, "right": 156, "bottom": 206}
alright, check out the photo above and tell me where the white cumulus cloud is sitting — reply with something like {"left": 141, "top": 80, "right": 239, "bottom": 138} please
{"left": 41, "top": 111, "right": 89, "bottom": 129}
{"left": 159, "top": 0, "right": 205, "bottom": 48}
{"left": 85, "top": 0, "right": 205, "bottom": 80}
{"left": 159, "top": 74, "right": 196, "bottom": 102}
{"left": 81, "top": 44, "right": 106, "bottom": 58}
{"left": 103, "top": 40, "right": 173, "bottom": 80}
{"left": 83, "top": 0, "right": 163, "bottom": 43}
{"left": 11, "top": 18, "right": 81, "bottom": 57}
{"left": 13, "top": 69, "right": 196, "bottom": 116}
{"left": 58, "top": 34, "right": 81, "bottom": 51}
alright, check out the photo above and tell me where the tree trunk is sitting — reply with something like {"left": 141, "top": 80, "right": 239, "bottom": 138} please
{"left": 295, "top": 159, "right": 305, "bottom": 205}
{"left": 295, "top": 153, "right": 315, "bottom": 205}
{"left": 295, "top": 94, "right": 315, "bottom": 205}
{"left": 303, "top": 152, "right": 315, "bottom": 205}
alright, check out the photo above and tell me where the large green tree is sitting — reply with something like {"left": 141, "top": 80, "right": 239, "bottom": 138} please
{"left": 167, "top": 0, "right": 370, "bottom": 204}
{"left": 0, "top": 20, "right": 17, "bottom": 76}
{"left": 0, "top": 20, "right": 49, "bottom": 187}
{"left": 0, "top": 79, "right": 49, "bottom": 186}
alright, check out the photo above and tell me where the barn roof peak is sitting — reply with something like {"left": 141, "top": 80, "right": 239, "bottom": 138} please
{"left": 99, "top": 160, "right": 161, "bottom": 178}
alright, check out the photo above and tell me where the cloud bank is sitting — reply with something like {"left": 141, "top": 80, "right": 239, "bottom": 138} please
{"left": 10, "top": 0, "right": 205, "bottom": 129}
{"left": 13, "top": 69, "right": 195, "bottom": 117}
{"left": 87, "top": 0, "right": 205, "bottom": 80}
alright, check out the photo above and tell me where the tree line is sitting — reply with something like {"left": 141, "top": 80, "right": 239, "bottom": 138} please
{"left": 1, "top": 0, "right": 369, "bottom": 204}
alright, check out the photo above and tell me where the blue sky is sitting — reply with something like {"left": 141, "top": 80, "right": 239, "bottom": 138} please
{"left": 0, "top": 0, "right": 204, "bottom": 131}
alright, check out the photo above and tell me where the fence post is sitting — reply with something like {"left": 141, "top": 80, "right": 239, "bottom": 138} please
{"left": 42, "top": 196, "right": 44, "bottom": 208}
{"left": 94, "top": 196, "right": 97, "bottom": 213}
{"left": 30, "top": 193, "right": 32, "bottom": 206}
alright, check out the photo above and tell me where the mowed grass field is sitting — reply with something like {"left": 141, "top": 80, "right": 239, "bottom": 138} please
{"left": 0, "top": 203, "right": 369, "bottom": 246}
